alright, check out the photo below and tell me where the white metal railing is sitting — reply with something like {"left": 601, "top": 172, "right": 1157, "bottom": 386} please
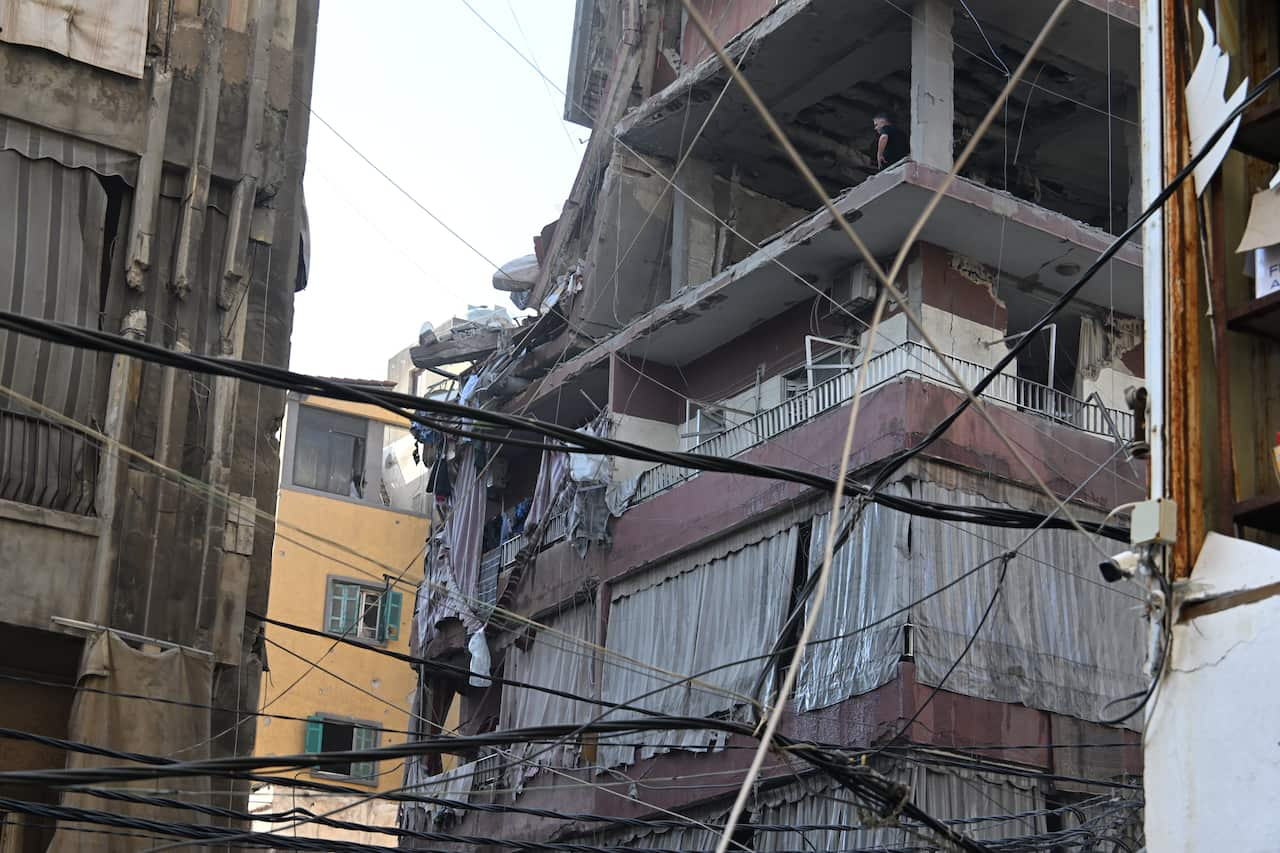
{"left": 634, "top": 341, "right": 1135, "bottom": 503}
{"left": 483, "top": 508, "right": 570, "bottom": 572}
{"left": 471, "top": 749, "right": 504, "bottom": 788}
{"left": 475, "top": 342, "right": 1133, "bottom": 569}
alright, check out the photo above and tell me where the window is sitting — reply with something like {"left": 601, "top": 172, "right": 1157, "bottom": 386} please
{"left": 325, "top": 580, "right": 403, "bottom": 643}
{"left": 304, "top": 716, "right": 379, "bottom": 782}
{"left": 293, "top": 406, "right": 369, "bottom": 498}
{"left": 680, "top": 403, "right": 727, "bottom": 450}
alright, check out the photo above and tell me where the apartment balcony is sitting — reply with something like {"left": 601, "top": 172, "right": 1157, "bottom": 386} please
{"left": 637, "top": 341, "right": 1134, "bottom": 503}
{"left": 479, "top": 343, "right": 1134, "bottom": 576}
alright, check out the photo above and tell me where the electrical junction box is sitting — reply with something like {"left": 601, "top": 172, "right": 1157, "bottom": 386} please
{"left": 1130, "top": 498, "right": 1177, "bottom": 546}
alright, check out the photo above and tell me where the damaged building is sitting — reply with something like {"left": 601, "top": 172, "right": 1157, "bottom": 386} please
{"left": 0, "top": 2, "right": 316, "bottom": 850}
{"left": 401, "top": 0, "right": 1157, "bottom": 849}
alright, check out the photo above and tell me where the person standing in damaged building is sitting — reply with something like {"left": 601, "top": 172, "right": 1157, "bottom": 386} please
{"left": 873, "top": 113, "right": 909, "bottom": 170}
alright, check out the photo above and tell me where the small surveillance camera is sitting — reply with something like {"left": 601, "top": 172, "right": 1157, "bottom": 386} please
{"left": 1099, "top": 549, "right": 1141, "bottom": 583}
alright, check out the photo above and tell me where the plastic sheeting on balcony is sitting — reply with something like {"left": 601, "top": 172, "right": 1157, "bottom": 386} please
{"left": 908, "top": 475, "right": 1147, "bottom": 730}
{"left": 499, "top": 603, "right": 598, "bottom": 777}
{"left": 793, "top": 496, "right": 910, "bottom": 713}
{"left": 598, "top": 515, "right": 800, "bottom": 767}
{"left": 792, "top": 464, "right": 1147, "bottom": 727}
{"left": 751, "top": 761, "right": 1046, "bottom": 851}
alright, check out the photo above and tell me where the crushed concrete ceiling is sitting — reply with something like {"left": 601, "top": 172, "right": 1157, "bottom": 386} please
{"left": 618, "top": 163, "right": 1143, "bottom": 366}
{"left": 618, "top": 0, "right": 1139, "bottom": 230}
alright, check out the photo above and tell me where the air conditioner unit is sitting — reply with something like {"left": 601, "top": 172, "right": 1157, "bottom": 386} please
{"left": 823, "top": 262, "right": 879, "bottom": 319}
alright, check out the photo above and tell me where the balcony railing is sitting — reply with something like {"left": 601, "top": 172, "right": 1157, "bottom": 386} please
{"left": 635, "top": 341, "right": 1135, "bottom": 503}
{"left": 481, "top": 508, "right": 571, "bottom": 577}
{"left": 475, "top": 342, "right": 1134, "bottom": 574}
{"left": 0, "top": 409, "right": 98, "bottom": 516}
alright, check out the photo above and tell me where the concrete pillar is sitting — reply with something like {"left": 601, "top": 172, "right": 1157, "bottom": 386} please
{"left": 910, "top": 0, "right": 955, "bottom": 172}
{"left": 1124, "top": 101, "right": 1144, "bottom": 227}
{"left": 670, "top": 158, "right": 718, "bottom": 297}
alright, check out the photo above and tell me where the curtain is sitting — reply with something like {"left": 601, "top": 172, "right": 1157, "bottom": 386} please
{"left": 599, "top": 522, "right": 797, "bottom": 767}
{"left": 526, "top": 447, "right": 570, "bottom": 531}
{"left": 47, "top": 632, "right": 214, "bottom": 853}
{"left": 500, "top": 604, "right": 598, "bottom": 771}
{"left": 794, "top": 498, "right": 911, "bottom": 712}
{"left": 0, "top": 150, "right": 109, "bottom": 423}
{"left": 753, "top": 761, "right": 1046, "bottom": 851}
{"left": 441, "top": 445, "right": 486, "bottom": 633}
{"left": 0, "top": 0, "right": 149, "bottom": 78}
{"left": 908, "top": 475, "right": 1147, "bottom": 728}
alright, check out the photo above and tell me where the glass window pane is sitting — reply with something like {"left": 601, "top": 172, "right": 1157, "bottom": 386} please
{"left": 328, "top": 583, "right": 362, "bottom": 635}
{"left": 292, "top": 406, "right": 368, "bottom": 497}
{"left": 359, "top": 589, "right": 382, "bottom": 641}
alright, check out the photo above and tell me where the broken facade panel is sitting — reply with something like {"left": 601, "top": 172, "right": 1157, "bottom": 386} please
{"left": 402, "top": 0, "right": 1153, "bottom": 849}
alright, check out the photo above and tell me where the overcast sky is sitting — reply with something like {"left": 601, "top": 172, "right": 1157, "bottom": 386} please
{"left": 288, "top": 0, "right": 585, "bottom": 380}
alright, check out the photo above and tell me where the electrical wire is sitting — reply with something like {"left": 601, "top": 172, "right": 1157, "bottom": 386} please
{"left": 0, "top": 328, "right": 1133, "bottom": 541}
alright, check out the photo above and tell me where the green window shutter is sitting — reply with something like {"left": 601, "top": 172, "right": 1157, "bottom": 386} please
{"left": 352, "top": 726, "right": 378, "bottom": 780}
{"left": 381, "top": 590, "right": 403, "bottom": 642}
{"left": 328, "top": 583, "right": 359, "bottom": 634}
{"left": 304, "top": 715, "right": 324, "bottom": 755}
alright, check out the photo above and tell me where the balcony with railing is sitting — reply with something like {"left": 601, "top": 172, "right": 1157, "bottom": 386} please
{"left": 475, "top": 342, "right": 1135, "bottom": 574}
{"left": 0, "top": 409, "right": 98, "bottom": 516}
{"left": 636, "top": 341, "right": 1135, "bottom": 503}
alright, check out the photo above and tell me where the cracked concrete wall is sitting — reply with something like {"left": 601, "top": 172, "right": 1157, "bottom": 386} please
{"left": 578, "top": 147, "right": 675, "bottom": 331}
{"left": 1145, "top": 534, "right": 1280, "bottom": 852}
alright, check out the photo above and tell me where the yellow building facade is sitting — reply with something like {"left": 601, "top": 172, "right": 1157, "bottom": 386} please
{"left": 252, "top": 390, "right": 431, "bottom": 840}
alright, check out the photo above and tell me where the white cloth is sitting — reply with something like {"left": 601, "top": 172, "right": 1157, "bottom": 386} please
{"left": 1, "top": 0, "right": 148, "bottom": 78}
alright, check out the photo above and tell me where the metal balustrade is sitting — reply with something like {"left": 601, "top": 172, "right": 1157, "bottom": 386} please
{"left": 0, "top": 409, "right": 98, "bottom": 516}
{"left": 475, "top": 342, "right": 1135, "bottom": 570}
{"left": 635, "top": 342, "right": 1135, "bottom": 503}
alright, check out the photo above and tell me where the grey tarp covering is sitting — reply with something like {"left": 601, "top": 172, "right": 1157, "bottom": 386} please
{"left": 791, "top": 466, "right": 1146, "bottom": 727}
{"left": 0, "top": 116, "right": 138, "bottom": 184}
{"left": 0, "top": 149, "right": 110, "bottom": 423}
{"left": 908, "top": 474, "right": 1147, "bottom": 728}
{"left": 500, "top": 604, "right": 598, "bottom": 778}
{"left": 526, "top": 447, "right": 570, "bottom": 532}
{"left": 794, "top": 497, "right": 910, "bottom": 712}
{"left": 0, "top": 0, "right": 149, "bottom": 78}
{"left": 439, "top": 445, "right": 487, "bottom": 633}
{"left": 599, "top": 519, "right": 798, "bottom": 767}
{"left": 586, "top": 761, "right": 1047, "bottom": 851}
{"left": 48, "top": 632, "right": 213, "bottom": 853}
{"left": 752, "top": 761, "right": 1045, "bottom": 851}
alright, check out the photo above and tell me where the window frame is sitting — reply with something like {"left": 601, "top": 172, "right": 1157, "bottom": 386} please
{"left": 288, "top": 404, "right": 375, "bottom": 500}
{"left": 323, "top": 576, "right": 404, "bottom": 645}
{"left": 280, "top": 397, "right": 431, "bottom": 517}
{"left": 304, "top": 713, "right": 382, "bottom": 785}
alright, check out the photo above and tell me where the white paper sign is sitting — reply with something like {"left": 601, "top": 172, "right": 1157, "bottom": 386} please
{"left": 1257, "top": 245, "right": 1280, "bottom": 300}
